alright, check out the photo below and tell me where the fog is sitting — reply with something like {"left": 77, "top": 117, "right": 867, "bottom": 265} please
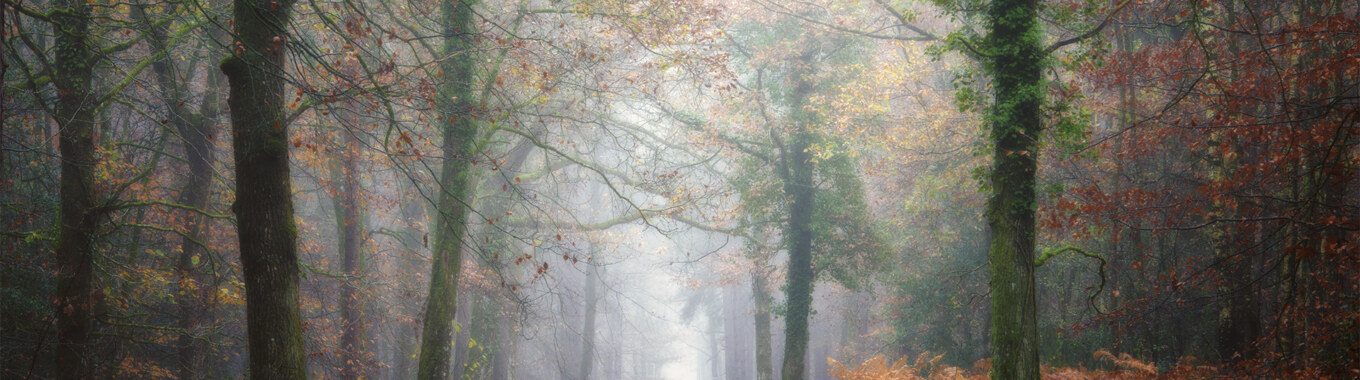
{"left": 4, "top": 0, "right": 1358, "bottom": 379}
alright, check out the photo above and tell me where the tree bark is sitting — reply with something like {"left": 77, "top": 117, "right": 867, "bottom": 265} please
{"left": 415, "top": 0, "right": 480, "bottom": 376}
{"left": 983, "top": 0, "right": 1044, "bottom": 378}
{"left": 51, "top": 0, "right": 99, "bottom": 376}
{"left": 219, "top": 0, "right": 307, "bottom": 376}
{"left": 778, "top": 52, "right": 817, "bottom": 380}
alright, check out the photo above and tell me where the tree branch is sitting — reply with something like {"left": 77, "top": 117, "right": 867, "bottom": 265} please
{"left": 1044, "top": 0, "right": 1133, "bottom": 55}
{"left": 1036, "top": 244, "right": 1108, "bottom": 314}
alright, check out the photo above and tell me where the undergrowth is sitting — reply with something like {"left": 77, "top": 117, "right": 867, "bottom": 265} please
{"left": 828, "top": 350, "right": 1220, "bottom": 379}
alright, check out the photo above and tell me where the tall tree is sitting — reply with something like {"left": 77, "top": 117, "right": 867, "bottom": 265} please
{"left": 714, "top": 16, "right": 886, "bottom": 378}
{"left": 414, "top": 0, "right": 480, "bottom": 377}
{"left": 334, "top": 89, "right": 367, "bottom": 380}
{"left": 219, "top": 0, "right": 307, "bottom": 376}
{"left": 778, "top": 51, "right": 818, "bottom": 380}
{"left": 336, "top": 28, "right": 369, "bottom": 378}
{"left": 981, "top": 0, "right": 1044, "bottom": 378}
{"left": 50, "top": 0, "right": 100, "bottom": 376}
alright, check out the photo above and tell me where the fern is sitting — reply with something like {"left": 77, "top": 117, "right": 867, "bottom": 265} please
{"left": 830, "top": 351, "right": 1227, "bottom": 380}
{"left": 827, "top": 352, "right": 985, "bottom": 380}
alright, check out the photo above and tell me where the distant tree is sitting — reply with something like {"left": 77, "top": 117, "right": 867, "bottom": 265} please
{"left": 332, "top": 13, "right": 371, "bottom": 378}
{"left": 711, "top": 16, "right": 888, "bottom": 379}
{"left": 132, "top": 2, "right": 229, "bottom": 376}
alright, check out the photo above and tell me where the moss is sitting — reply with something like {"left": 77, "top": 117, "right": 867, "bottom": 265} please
{"left": 219, "top": 55, "right": 242, "bottom": 76}
{"left": 415, "top": 0, "right": 483, "bottom": 377}
{"left": 981, "top": 0, "right": 1046, "bottom": 379}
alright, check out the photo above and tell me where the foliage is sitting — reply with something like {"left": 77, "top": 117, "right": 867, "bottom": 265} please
{"left": 829, "top": 350, "right": 1223, "bottom": 380}
{"left": 828, "top": 352, "right": 978, "bottom": 380}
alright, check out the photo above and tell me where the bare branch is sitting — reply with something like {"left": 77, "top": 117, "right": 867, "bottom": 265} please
{"left": 1044, "top": 0, "right": 1133, "bottom": 54}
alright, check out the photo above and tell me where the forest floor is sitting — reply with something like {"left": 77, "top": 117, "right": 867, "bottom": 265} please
{"left": 823, "top": 350, "right": 1326, "bottom": 379}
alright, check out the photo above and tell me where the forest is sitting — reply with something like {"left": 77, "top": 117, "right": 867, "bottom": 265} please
{"left": 1, "top": 0, "right": 1357, "bottom": 378}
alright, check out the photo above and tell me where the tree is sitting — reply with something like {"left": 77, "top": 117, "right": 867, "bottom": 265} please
{"left": 778, "top": 50, "right": 819, "bottom": 380}
{"left": 219, "top": 0, "right": 308, "bottom": 376}
{"left": 415, "top": 0, "right": 481, "bottom": 377}
{"left": 978, "top": 0, "right": 1046, "bottom": 377}
{"left": 334, "top": 17, "right": 370, "bottom": 377}
{"left": 132, "top": 2, "right": 229, "bottom": 375}
{"left": 578, "top": 261, "right": 600, "bottom": 380}
{"left": 1063, "top": 0, "right": 1358, "bottom": 373}
{"left": 50, "top": 0, "right": 101, "bottom": 376}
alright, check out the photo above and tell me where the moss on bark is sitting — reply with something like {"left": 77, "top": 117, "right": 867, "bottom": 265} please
{"left": 983, "top": 0, "right": 1044, "bottom": 379}
{"left": 415, "top": 0, "right": 480, "bottom": 377}
{"left": 221, "top": 0, "right": 307, "bottom": 376}
{"left": 51, "top": 0, "right": 99, "bottom": 376}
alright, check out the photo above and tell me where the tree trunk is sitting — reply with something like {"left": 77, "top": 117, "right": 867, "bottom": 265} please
{"left": 779, "top": 53, "right": 817, "bottom": 380}
{"left": 470, "top": 136, "right": 534, "bottom": 379}
{"left": 709, "top": 309, "right": 721, "bottom": 380}
{"left": 1212, "top": 142, "right": 1259, "bottom": 363}
{"left": 725, "top": 282, "right": 753, "bottom": 380}
{"left": 415, "top": 0, "right": 480, "bottom": 376}
{"left": 1214, "top": 231, "right": 1259, "bottom": 363}
{"left": 983, "top": 0, "right": 1044, "bottom": 378}
{"left": 579, "top": 264, "right": 599, "bottom": 380}
{"left": 219, "top": 0, "right": 307, "bottom": 375}
{"left": 51, "top": 0, "right": 99, "bottom": 376}
{"left": 1287, "top": 1, "right": 1356, "bottom": 373}
{"left": 450, "top": 286, "right": 472, "bottom": 379}
{"left": 1213, "top": 2, "right": 1261, "bottom": 363}
{"left": 393, "top": 178, "right": 426, "bottom": 379}
{"left": 337, "top": 59, "right": 368, "bottom": 380}
{"left": 753, "top": 267, "right": 774, "bottom": 380}
{"left": 491, "top": 316, "right": 511, "bottom": 380}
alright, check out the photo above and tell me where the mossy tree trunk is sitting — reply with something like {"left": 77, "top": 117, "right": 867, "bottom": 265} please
{"left": 172, "top": 41, "right": 225, "bottom": 380}
{"left": 779, "top": 53, "right": 817, "bottom": 380}
{"left": 51, "top": 0, "right": 99, "bottom": 376}
{"left": 983, "top": 0, "right": 1044, "bottom": 378}
{"left": 415, "top": 0, "right": 479, "bottom": 376}
{"left": 219, "top": 0, "right": 307, "bottom": 376}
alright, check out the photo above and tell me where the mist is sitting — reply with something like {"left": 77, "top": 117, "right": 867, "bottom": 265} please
{"left": 3, "top": 0, "right": 1358, "bottom": 379}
